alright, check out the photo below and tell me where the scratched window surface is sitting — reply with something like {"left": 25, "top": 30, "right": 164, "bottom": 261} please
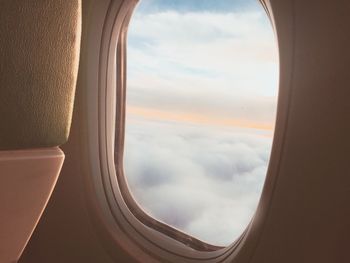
{"left": 123, "top": 0, "right": 278, "bottom": 246}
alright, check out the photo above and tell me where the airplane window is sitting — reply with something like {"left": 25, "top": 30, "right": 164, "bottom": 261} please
{"left": 123, "top": 0, "right": 278, "bottom": 246}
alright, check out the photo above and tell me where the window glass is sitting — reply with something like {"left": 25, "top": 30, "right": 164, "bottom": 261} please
{"left": 124, "top": 0, "right": 278, "bottom": 246}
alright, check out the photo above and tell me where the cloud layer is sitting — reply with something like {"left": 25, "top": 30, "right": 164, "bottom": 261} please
{"left": 124, "top": 118, "right": 272, "bottom": 246}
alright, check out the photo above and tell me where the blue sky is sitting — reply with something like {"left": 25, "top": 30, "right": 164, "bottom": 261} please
{"left": 135, "top": 0, "right": 261, "bottom": 13}
{"left": 124, "top": 0, "right": 278, "bottom": 246}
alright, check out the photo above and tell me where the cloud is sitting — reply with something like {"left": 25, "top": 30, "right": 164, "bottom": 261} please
{"left": 128, "top": 11, "right": 277, "bottom": 75}
{"left": 124, "top": 118, "right": 272, "bottom": 246}
{"left": 123, "top": 0, "right": 277, "bottom": 246}
{"left": 127, "top": 9, "right": 279, "bottom": 126}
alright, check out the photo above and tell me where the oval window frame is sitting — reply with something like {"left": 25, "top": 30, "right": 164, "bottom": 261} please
{"left": 83, "top": 0, "right": 290, "bottom": 262}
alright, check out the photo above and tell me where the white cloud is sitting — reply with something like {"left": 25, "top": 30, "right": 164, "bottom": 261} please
{"left": 128, "top": 10, "right": 278, "bottom": 80}
{"left": 124, "top": 119, "right": 272, "bottom": 246}
{"left": 127, "top": 10, "right": 279, "bottom": 125}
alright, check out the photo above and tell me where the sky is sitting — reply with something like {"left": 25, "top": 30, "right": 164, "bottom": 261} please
{"left": 123, "top": 0, "right": 278, "bottom": 246}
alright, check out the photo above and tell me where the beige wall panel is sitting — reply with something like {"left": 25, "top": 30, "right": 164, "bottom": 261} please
{"left": 0, "top": 148, "right": 64, "bottom": 263}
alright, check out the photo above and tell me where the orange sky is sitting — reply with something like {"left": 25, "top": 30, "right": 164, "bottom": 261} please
{"left": 127, "top": 106, "right": 274, "bottom": 131}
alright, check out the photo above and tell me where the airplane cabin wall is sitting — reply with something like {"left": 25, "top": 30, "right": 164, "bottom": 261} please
{"left": 17, "top": 0, "right": 350, "bottom": 262}
{"left": 238, "top": 1, "right": 350, "bottom": 262}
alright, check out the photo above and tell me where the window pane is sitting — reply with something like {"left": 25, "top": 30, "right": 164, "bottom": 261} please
{"left": 124, "top": 0, "right": 278, "bottom": 246}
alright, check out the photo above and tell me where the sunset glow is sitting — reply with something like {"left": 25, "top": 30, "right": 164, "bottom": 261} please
{"left": 127, "top": 106, "right": 275, "bottom": 131}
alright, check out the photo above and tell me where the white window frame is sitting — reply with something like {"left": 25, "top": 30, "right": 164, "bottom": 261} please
{"left": 82, "top": 0, "right": 289, "bottom": 262}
